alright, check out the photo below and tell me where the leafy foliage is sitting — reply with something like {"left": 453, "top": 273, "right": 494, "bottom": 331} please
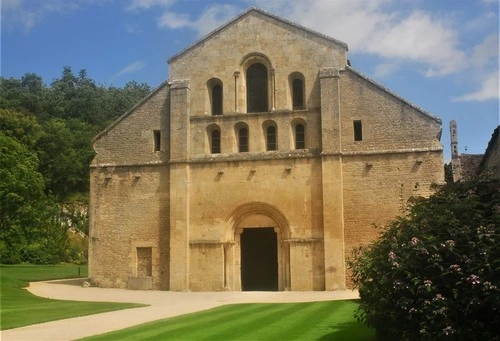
{"left": 0, "top": 133, "right": 62, "bottom": 264}
{"left": 349, "top": 176, "right": 500, "bottom": 340}
{"left": 0, "top": 67, "right": 151, "bottom": 264}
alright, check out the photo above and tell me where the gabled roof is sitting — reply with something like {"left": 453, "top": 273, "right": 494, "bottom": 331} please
{"left": 92, "top": 81, "right": 169, "bottom": 144}
{"left": 167, "top": 7, "right": 348, "bottom": 64}
{"left": 345, "top": 66, "right": 442, "bottom": 124}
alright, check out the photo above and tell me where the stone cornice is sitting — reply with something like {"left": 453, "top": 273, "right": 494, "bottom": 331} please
{"left": 91, "top": 147, "right": 442, "bottom": 168}
{"left": 189, "top": 108, "right": 319, "bottom": 123}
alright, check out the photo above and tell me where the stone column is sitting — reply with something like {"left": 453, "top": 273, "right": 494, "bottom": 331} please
{"left": 271, "top": 67, "right": 276, "bottom": 111}
{"left": 234, "top": 71, "right": 240, "bottom": 112}
{"left": 223, "top": 242, "right": 234, "bottom": 290}
{"left": 319, "top": 67, "right": 346, "bottom": 290}
{"left": 169, "top": 79, "right": 191, "bottom": 291}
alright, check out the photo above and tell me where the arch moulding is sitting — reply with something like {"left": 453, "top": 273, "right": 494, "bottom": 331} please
{"left": 222, "top": 201, "right": 291, "bottom": 291}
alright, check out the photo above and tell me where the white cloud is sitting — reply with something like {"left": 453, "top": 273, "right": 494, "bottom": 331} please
{"left": 453, "top": 34, "right": 499, "bottom": 102}
{"left": 157, "top": 4, "right": 239, "bottom": 37}
{"left": 125, "top": 0, "right": 174, "bottom": 11}
{"left": 158, "top": 11, "right": 192, "bottom": 29}
{"left": 125, "top": 23, "right": 142, "bottom": 33}
{"left": 452, "top": 71, "right": 499, "bottom": 102}
{"left": 373, "top": 11, "right": 466, "bottom": 77}
{"left": 373, "top": 62, "right": 401, "bottom": 78}
{"left": 472, "top": 33, "right": 499, "bottom": 68}
{"left": 1, "top": 0, "right": 23, "bottom": 11}
{"left": 2, "top": 0, "right": 108, "bottom": 31}
{"left": 115, "top": 61, "right": 146, "bottom": 77}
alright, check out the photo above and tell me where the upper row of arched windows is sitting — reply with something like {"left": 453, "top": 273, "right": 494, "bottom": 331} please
{"left": 208, "top": 122, "right": 306, "bottom": 154}
{"left": 208, "top": 63, "right": 305, "bottom": 115}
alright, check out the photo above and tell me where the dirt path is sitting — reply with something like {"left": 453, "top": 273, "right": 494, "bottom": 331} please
{"left": 2, "top": 279, "right": 359, "bottom": 341}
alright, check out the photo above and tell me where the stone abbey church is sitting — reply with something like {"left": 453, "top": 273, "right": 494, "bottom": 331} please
{"left": 89, "top": 8, "right": 444, "bottom": 291}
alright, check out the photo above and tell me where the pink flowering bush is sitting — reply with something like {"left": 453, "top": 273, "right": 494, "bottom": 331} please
{"left": 349, "top": 176, "right": 500, "bottom": 340}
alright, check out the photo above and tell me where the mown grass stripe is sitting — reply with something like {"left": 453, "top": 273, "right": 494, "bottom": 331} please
{"left": 246, "top": 301, "right": 338, "bottom": 340}
{"left": 85, "top": 303, "right": 266, "bottom": 341}
{"left": 197, "top": 303, "right": 301, "bottom": 341}
{"left": 82, "top": 301, "right": 376, "bottom": 341}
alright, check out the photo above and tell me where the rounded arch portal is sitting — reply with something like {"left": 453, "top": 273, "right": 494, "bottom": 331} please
{"left": 223, "top": 202, "right": 290, "bottom": 291}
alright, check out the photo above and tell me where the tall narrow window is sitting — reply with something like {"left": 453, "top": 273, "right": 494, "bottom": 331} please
{"left": 292, "top": 78, "right": 304, "bottom": 110}
{"left": 238, "top": 127, "right": 249, "bottom": 152}
{"left": 211, "top": 130, "right": 221, "bottom": 154}
{"left": 246, "top": 63, "right": 268, "bottom": 113}
{"left": 295, "top": 124, "right": 305, "bottom": 149}
{"left": 354, "top": 120, "right": 363, "bottom": 141}
{"left": 212, "top": 84, "right": 222, "bottom": 115}
{"left": 153, "top": 130, "right": 161, "bottom": 152}
{"left": 266, "top": 126, "right": 277, "bottom": 151}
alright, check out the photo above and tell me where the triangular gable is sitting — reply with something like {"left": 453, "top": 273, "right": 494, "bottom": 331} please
{"left": 345, "top": 66, "right": 442, "bottom": 124}
{"left": 167, "top": 7, "right": 348, "bottom": 64}
{"left": 92, "top": 81, "right": 169, "bottom": 144}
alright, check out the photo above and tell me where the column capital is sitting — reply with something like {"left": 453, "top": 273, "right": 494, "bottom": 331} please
{"left": 319, "top": 67, "right": 340, "bottom": 79}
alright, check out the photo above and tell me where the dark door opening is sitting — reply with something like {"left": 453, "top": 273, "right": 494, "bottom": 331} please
{"left": 241, "top": 227, "right": 278, "bottom": 291}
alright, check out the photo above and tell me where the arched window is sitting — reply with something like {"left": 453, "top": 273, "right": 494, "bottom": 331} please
{"left": 246, "top": 63, "right": 268, "bottom": 113}
{"left": 295, "top": 124, "right": 305, "bottom": 149}
{"left": 211, "top": 129, "right": 221, "bottom": 154}
{"left": 212, "top": 84, "right": 222, "bottom": 115}
{"left": 207, "top": 78, "right": 223, "bottom": 116}
{"left": 238, "top": 127, "right": 249, "bottom": 152}
{"left": 292, "top": 78, "right": 304, "bottom": 110}
{"left": 266, "top": 126, "right": 277, "bottom": 151}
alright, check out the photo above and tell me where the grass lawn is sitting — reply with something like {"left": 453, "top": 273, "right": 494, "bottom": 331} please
{"left": 0, "top": 263, "right": 145, "bottom": 330}
{"left": 82, "top": 300, "right": 375, "bottom": 341}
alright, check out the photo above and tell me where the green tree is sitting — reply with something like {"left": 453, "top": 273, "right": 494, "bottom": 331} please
{"left": 0, "top": 109, "right": 44, "bottom": 148}
{"left": 0, "top": 133, "right": 55, "bottom": 263}
{"left": 0, "top": 74, "right": 45, "bottom": 116}
{"left": 37, "top": 118, "right": 94, "bottom": 199}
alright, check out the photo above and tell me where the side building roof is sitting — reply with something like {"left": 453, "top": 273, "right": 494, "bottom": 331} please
{"left": 92, "top": 81, "right": 169, "bottom": 144}
{"left": 345, "top": 66, "right": 442, "bottom": 124}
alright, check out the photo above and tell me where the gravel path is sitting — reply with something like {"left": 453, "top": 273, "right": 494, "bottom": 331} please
{"left": 2, "top": 279, "right": 359, "bottom": 341}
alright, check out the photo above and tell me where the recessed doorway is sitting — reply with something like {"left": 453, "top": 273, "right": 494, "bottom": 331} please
{"left": 240, "top": 227, "right": 278, "bottom": 291}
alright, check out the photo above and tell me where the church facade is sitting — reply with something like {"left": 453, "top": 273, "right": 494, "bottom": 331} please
{"left": 89, "top": 8, "right": 444, "bottom": 291}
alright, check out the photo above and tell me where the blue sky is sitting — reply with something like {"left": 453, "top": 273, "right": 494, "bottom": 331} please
{"left": 1, "top": 0, "right": 499, "bottom": 160}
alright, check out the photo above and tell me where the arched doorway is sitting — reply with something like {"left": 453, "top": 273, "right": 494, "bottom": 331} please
{"left": 224, "top": 202, "right": 290, "bottom": 291}
{"left": 240, "top": 227, "right": 278, "bottom": 291}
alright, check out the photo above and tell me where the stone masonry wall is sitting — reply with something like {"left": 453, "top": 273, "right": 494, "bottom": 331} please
{"left": 168, "top": 11, "right": 347, "bottom": 115}
{"left": 340, "top": 68, "right": 443, "bottom": 152}
{"left": 89, "top": 165, "right": 170, "bottom": 290}
{"left": 92, "top": 84, "right": 170, "bottom": 166}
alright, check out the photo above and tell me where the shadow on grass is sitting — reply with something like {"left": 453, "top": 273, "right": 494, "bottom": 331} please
{"left": 318, "top": 321, "right": 376, "bottom": 341}
{"left": 317, "top": 300, "right": 375, "bottom": 341}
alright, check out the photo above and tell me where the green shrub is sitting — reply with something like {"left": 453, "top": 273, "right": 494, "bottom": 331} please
{"left": 349, "top": 176, "right": 500, "bottom": 340}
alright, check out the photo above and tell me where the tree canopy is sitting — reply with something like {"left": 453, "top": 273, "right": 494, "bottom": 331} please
{"left": 0, "top": 67, "right": 152, "bottom": 263}
{"left": 0, "top": 67, "right": 151, "bottom": 199}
